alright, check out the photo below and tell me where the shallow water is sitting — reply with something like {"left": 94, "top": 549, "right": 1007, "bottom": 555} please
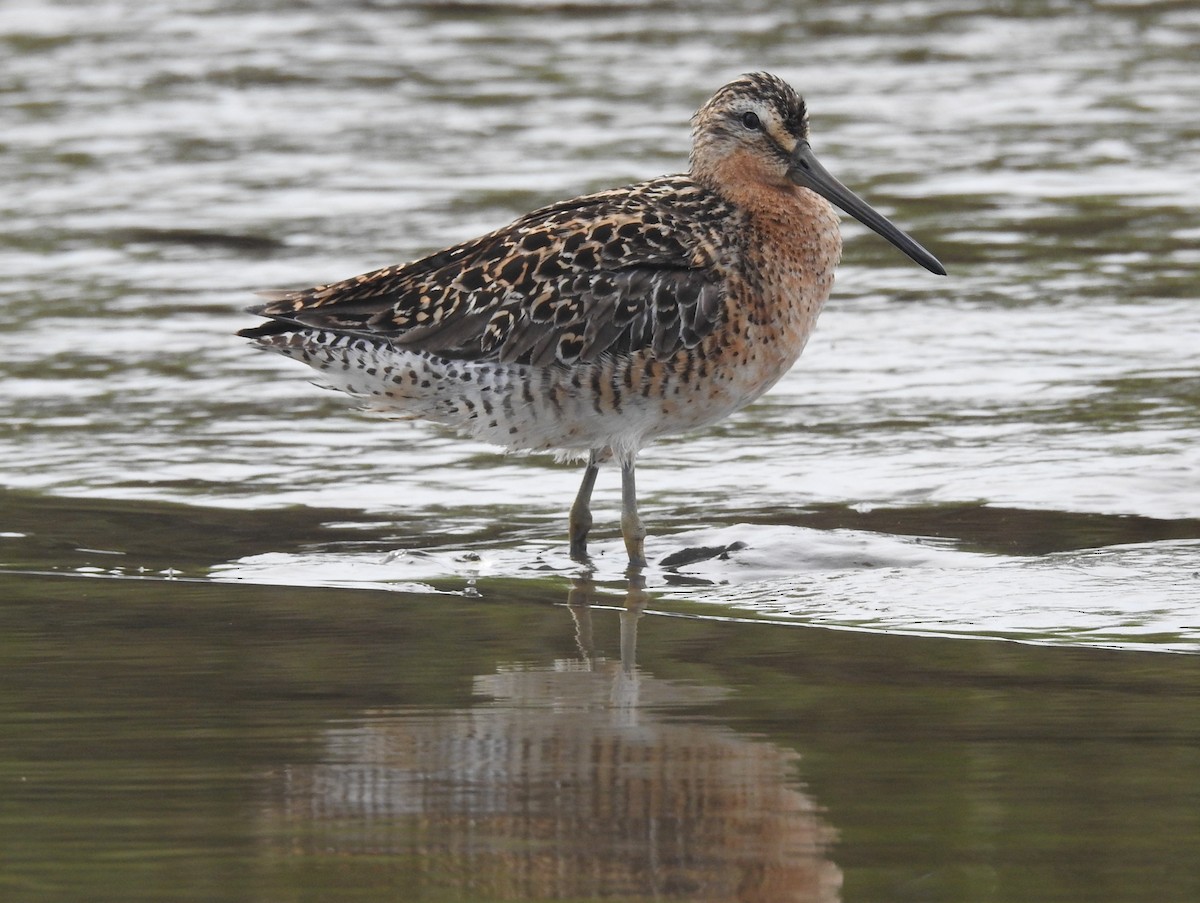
{"left": 2, "top": 1, "right": 1199, "bottom": 900}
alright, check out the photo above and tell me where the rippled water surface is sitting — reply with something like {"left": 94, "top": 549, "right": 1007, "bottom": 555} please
{"left": 2, "top": 1, "right": 1199, "bottom": 900}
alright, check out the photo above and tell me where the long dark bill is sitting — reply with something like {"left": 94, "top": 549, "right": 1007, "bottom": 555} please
{"left": 788, "top": 141, "right": 947, "bottom": 276}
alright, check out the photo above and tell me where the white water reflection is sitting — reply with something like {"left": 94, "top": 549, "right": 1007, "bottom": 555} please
{"left": 660, "top": 529, "right": 1200, "bottom": 654}
{"left": 215, "top": 524, "right": 1200, "bottom": 654}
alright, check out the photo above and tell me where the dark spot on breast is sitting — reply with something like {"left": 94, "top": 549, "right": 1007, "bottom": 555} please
{"left": 590, "top": 369, "right": 607, "bottom": 414}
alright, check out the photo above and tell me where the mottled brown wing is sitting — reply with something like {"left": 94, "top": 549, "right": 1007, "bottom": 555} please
{"left": 243, "top": 177, "right": 741, "bottom": 366}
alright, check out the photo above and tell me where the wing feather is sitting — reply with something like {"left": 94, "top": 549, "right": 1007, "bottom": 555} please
{"left": 242, "top": 176, "right": 743, "bottom": 365}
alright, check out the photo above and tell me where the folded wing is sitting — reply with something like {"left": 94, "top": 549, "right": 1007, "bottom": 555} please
{"left": 241, "top": 177, "right": 740, "bottom": 367}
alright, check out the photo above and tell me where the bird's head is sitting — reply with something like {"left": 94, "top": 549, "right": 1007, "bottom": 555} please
{"left": 691, "top": 72, "right": 946, "bottom": 276}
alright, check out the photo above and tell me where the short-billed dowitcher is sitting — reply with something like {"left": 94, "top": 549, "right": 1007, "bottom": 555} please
{"left": 241, "top": 72, "right": 945, "bottom": 567}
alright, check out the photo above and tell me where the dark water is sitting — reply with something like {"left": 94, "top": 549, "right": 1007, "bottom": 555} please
{"left": 4, "top": 500, "right": 1200, "bottom": 901}
{"left": 3, "top": 0, "right": 1200, "bottom": 899}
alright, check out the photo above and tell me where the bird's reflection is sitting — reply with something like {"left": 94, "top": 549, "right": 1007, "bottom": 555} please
{"left": 260, "top": 576, "right": 842, "bottom": 902}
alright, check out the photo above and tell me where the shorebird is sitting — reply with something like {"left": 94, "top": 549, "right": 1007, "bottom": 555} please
{"left": 240, "top": 72, "right": 945, "bottom": 568}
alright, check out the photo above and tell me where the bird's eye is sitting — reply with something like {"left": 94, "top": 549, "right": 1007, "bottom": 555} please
{"left": 740, "top": 111, "right": 761, "bottom": 131}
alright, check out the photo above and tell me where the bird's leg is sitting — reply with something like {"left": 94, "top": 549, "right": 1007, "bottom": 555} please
{"left": 620, "top": 457, "right": 648, "bottom": 569}
{"left": 568, "top": 449, "right": 603, "bottom": 562}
